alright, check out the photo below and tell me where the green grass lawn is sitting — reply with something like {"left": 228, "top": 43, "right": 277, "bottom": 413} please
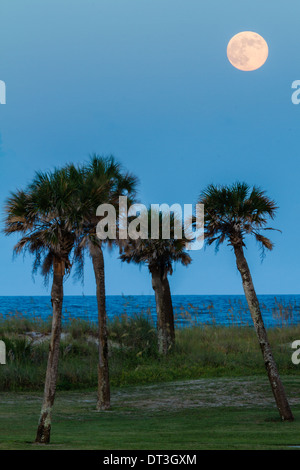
{"left": 1, "top": 376, "right": 300, "bottom": 450}
{"left": 1, "top": 315, "right": 300, "bottom": 449}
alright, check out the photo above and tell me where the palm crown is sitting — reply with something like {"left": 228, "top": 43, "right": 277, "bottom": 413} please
{"left": 120, "top": 209, "right": 191, "bottom": 277}
{"left": 4, "top": 166, "right": 81, "bottom": 277}
{"left": 66, "top": 155, "right": 138, "bottom": 275}
{"left": 81, "top": 154, "right": 137, "bottom": 233}
{"left": 198, "top": 182, "right": 278, "bottom": 252}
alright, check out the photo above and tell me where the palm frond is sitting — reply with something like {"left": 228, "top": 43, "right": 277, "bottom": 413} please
{"left": 198, "top": 182, "right": 278, "bottom": 256}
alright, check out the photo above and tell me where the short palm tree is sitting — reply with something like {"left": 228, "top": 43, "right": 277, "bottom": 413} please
{"left": 71, "top": 155, "right": 138, "bottom": 410}
{"left": 4, "top": 167, "right": 82, "bottom": 443}
{"left": 120, "top": 209, "right": 191, "bottom": 355}
{"left": 199, "top": 182, "right": 294, "bottom": 421}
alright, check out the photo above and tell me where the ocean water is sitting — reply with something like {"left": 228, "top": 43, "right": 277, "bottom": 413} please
{"left": 0, "top": 295, "right": 300, "bottom": 328}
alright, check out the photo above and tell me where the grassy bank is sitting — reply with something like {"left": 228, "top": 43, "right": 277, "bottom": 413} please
{"left": 1, "top": 377, "right": 300, "bottom": 449}
{"left": 0, "top": 313, "right": 299, "bottom": 391}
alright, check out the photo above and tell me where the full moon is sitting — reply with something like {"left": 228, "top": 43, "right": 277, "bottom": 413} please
{"left": 227, "top": 31, "right": 268, "bottom": 71}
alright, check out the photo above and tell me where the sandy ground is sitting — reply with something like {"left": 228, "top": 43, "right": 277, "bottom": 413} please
{"left": 2, "top": 376, "right": 298, "bottom": 413}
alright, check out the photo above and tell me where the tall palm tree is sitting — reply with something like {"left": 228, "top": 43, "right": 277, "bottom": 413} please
{"left": 120, "top": 209, "right": 191, "bottom": 355}
{"left": 199, "top": 182, "right": 294, "bottom": 421}
{"left": 71, "top": 155, "right": 138, "bottom": 410}
{"left": 4, "top": 167, "right": 82, "bottom": 443}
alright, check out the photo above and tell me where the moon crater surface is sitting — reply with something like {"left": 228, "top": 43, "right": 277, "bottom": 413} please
{"left": 227, "top": 31, "right": 268, "bottom": 71}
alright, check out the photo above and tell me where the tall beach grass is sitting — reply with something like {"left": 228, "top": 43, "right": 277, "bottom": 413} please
{"left": 0, "top": 306, "right": 299, "bottom": 391}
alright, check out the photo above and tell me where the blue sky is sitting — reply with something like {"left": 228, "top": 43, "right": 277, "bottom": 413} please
{"left": 1, "top": 0, "right": 300, "bottom": 296}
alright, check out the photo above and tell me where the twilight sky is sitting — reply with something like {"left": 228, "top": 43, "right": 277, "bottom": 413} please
{"left": 1, "top": 0, "right": 300, "bottom": 296}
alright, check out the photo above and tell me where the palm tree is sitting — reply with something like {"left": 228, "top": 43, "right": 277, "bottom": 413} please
{"left": 120, "top": 209, "right": 191, "bottom": 355}
{"left": 4, "top": 167, "right": 82, "bottom": 443}
{"left": 71, "top": 155, "right": 138, "bottom": 410}
{"left": 198, "top": 182, "right": 294, "bottom": 421}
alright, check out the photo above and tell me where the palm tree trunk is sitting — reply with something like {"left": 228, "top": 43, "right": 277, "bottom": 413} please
{"left": 35, "top": 259, "right": 65, "bottom": 443}
{"left": 233, "top": 244, "right": 294, "bottom": 421}
{"left": 151, "top": 269, "right": 175, "bottom": 355}
{"left": 89, "top": 242, "right": 110, "bottom": 410}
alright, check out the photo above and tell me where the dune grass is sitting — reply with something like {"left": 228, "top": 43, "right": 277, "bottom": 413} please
{"left": 0, "top": 313, "right": 299, "bottom": 391}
